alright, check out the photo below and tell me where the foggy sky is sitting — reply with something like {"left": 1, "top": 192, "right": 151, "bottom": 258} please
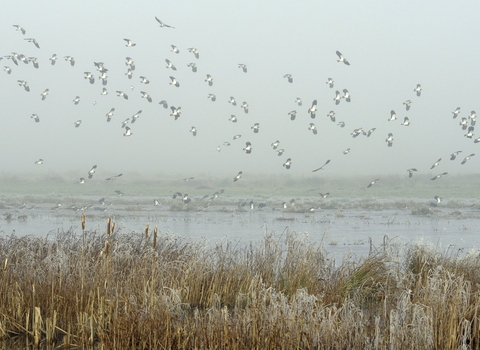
{"left": 1, "top": 1, "right": 479, "bottom": 182}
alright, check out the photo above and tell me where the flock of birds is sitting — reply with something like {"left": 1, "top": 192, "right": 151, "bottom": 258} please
{"left": 2, "top": 19, "right": 479, "bottom": 213}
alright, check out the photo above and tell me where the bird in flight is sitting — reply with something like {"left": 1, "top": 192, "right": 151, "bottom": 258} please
{"left": 407, "top": 168, "right": 417, "bottom": 178}
{"left": 336, "top": 51, "right": 350, "bottom": 65}
{"left": 233, "top": 171, "right": 242, "bottom": 182}
{"left": 367, "top": 179, "right": 379, "bottom": 188}
{"left": 312, "top": 159, "right": 331, "bottom": 172}
{"left": 414, "top": 84, "right": 422, "bottom": 96}
{"left": 123, "top": 39, "right": 136, "bottom": 47}
{"left": 155, "top": 17, "right": 175, "bottom": 28}
{"left": 106, "top": 174, "right": 123, "bottom": 180}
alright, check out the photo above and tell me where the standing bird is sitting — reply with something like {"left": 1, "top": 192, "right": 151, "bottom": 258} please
{"left": 414, "top": 84, "right": 422, "bottom": 96}
{"left": 123, "top": 39, "right": 136, "bottom": 47}
{"left": 169, "top": 76, "right": 180, "bottom": 87}
{"left": 336, "top": 51, "right": 350, "bottom": 65}
{"left": 450, "top": 151, "right": 462, "bottom": 160}
{"left": 165, "top": 59, "right": 177, "bottom": 70}
{"left": 243, "top": 142, "right": 252, "bottom": 154}
{"left": 452, "top": 107, "right": 461, "bottom": 119}
{"left": 326, "top": 77, "right": 334, "bottom": 88}
{"left": 205, "top": 74, "right": 214, "bottom": 86}
{"left": 312, "top": 159, "right": 331, "bottom": 172}
{"left": 188, "top": 47, "right": 200, "bottom": 59}
{"left": 155, "top": 17, "right": 175, "bottom": 28}
{"left": 333, "top": 91, "right": 342, "bottom": 105}
{"left": 388, "top": 110, "right": 397, "bottom": 121}
{"left": 88, "top": 165, "right": 97, "bottom": 179}
{"left": 40, "top": 89, "right": 49, "bottom": 101}
{"left": 430, "top": 158, "right": 442, "bottom": 169}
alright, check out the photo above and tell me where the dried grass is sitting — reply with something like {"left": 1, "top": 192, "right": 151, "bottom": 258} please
{"left": 0, "top": 218, "right": 479, "bottom": 349}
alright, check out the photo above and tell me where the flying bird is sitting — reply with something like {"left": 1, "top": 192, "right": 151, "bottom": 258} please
{"left": 283, "top": 74, "right": 293, "bottom": 83}
{"left": 403, "top": 100, "right": 412, "bottom": 111}
{"left": 207, "top": 94, "right": 216, "bottom": 102}
{"left": 327, "top": 111, "right": 336, "bottom": 122}
{"left": 123, "top": 39, "right": 136, "bottom": 47}
{"left": 251, "top": 123, "right": 260, "bottom": 133}
{"left": 17, "top": 80, "right": 30, "bottom": 92}
{"left": 171, "top": 45, "right": 180, "bottom": 54}
{"left": 106, "top": 108, "right": 115, "bottom": 122}
{"left": 333, "top": 91, "right": 342, "bottom": 105}
{"left": 414, "top": 84, "right": 422, "bottom": 96}
{"left": 366, "top": 128, "right": 376, "bottom": 137}
{"left": 271, "top": 140, "right": 280, "bottom": 150}
{"left": 312, "top": 159, "right": 331, "bottom": 172}
{"left": 84, "top": 72, "right": 95, "bottom": 84}
{"left": 170, "top": 106, "right": 181, "bottom": 120}
{"left": 465, "top": 126, "right": 474, "bottom": 138}
{"left": 452, "top": 107, "right": 461, "bottom": 119}
{"left": 295, "top": 97, "right": 302, "bottom": 106}
{"left": 190, "top": 126, "right": 197, "bottom": 136}
{"left": 288, "top": 110, "right": 297, "bottom": 120}
{"left": 159, "top": 100, "right": 168, "bottom": 108}
{"left": 241, "top": 102, "right": 249, "bottom": 113}
{"left": 367, "top": 179, "right": 379, "bottom": 188}
{"left": 407, "top": 168, "right": 417, "bottom": 178}
{"left": 139, "top": 76, "right": 150, "bottom": 84}
{"left": 116, "top": 91, "right": 129, "bottom": 100}
{"left": 35, "top": 159, "right": 43, "bottom": 165}
{"left": 31, "top": 114, "right": 40, "bottom": 123}
{"left": 155, "top": 17, "right": 175, "bottom": 28}
{"left": 233, "top": 171, "right": 242, "bottom": 182}
{"left": 3, "top": 66, "right": 11, "bottom": 74}
{"left": 238, "top": 64, "right": 247, "bottom": 72}
{"left": 401, "top": 117, "right": 410, "bottom": 126}
{"left": 308, "top": 123, "right": 318, "bottom": 135}
{"left": 106, "top": 174, "right": 123, "bottom": 181}
{"left": 123, "top": 126, "right": 133, "bottom": 137}
{"left": 64, "top": 56, "right": 75, "bottom": 66}
{"left": 229, "top": 96, "right": 237, "bottom": 106}
{"left": 130, "top": 110, "right": 142, "bottom": 123}
{"left": 342, "top": 89, "right": 351, "bottom": 102}
{"left": 336, "top": 51, "right": 350, "bottom": 65}
{"left": 283, "top": 158, "right": 292, "bottom": 169}
{"left": 24, "top": 38, "right": 40, "bottom": 48}
{"left": 343, "top": 148, "right": 351, "bottom": 155}
{"left": 74, "top": 120, "right": 82, "bottom": 128}
{"left": 461, "top": 154, "right": 475, "bottom": 165}
{"left": 388, "top": 110, "right": 397, "bottom": 121}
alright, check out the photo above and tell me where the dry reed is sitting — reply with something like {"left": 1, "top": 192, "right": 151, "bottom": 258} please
{"left": 0, "top": 218, "right": 479, "bottom": 349}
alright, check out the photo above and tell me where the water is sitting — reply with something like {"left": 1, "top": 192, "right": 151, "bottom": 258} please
{"left": 2, "top": 198, "right": 479, "bottom": 261}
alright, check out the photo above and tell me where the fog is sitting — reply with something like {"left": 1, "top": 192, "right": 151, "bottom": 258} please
{"left": 1, "top": 1, "right": 479, "bottom": 183}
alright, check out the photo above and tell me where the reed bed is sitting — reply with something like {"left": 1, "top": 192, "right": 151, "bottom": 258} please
{"left": 0, "top": 218, "right": 479, "bottom": 349}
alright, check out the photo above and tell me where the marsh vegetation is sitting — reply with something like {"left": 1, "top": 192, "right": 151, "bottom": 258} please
{"left": 0, "top": 216, "right": 479, "bottom": 349}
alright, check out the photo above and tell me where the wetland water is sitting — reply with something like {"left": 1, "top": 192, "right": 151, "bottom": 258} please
{"left": 2, "top": 195, "right": 480, "bottom": 261}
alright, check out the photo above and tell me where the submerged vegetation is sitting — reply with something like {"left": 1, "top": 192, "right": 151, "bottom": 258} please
{"left": 0, "top": 217, "right": 479, "bottom": 349}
